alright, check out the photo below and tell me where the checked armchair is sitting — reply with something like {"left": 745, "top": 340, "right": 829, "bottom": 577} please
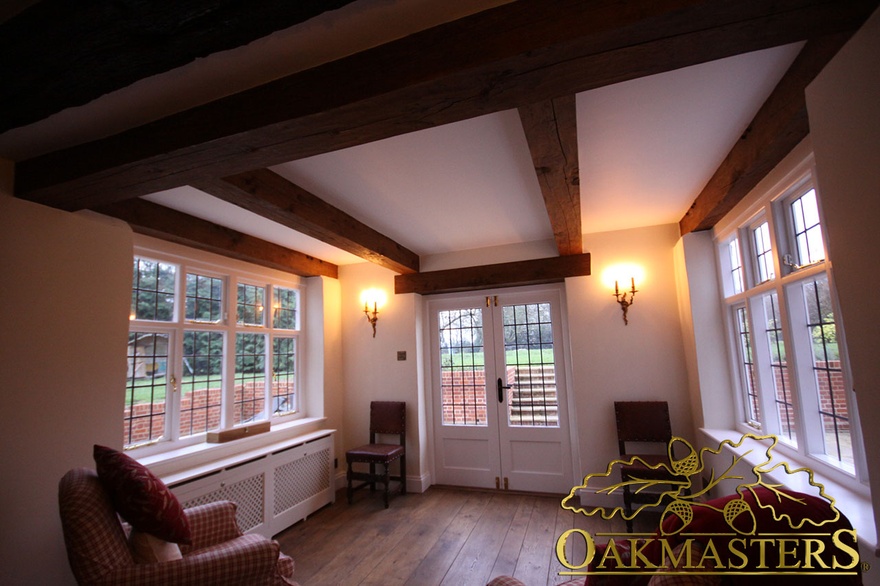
{"left": 59, "top": 467, "right": 298, "bottom": 585}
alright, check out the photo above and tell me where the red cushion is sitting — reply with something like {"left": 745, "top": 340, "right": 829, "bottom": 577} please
{"left": 93, "top": 444, "right": 191, "bottom": 544}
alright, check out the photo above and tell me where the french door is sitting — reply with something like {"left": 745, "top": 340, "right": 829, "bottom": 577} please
{"left": 429, "top": 287, "right": 574, "bottom": 494}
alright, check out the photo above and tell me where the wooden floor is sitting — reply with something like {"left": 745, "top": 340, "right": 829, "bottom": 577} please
{"left": 275, "top": 486, "right": 645, "bottom": 586}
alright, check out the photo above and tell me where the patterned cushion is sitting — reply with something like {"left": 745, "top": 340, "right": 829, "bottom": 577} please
{"left": 129, "top": 530, "right": 183, "bottom": 563}
{"left": 94, "top": 444, "right": 192, "bottom": 544}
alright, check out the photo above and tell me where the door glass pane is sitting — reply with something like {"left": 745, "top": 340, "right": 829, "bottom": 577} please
{"left": 802, "top": 277, "right": 852, "bottom": 468}
{"left": 438, "top": 308, "right": 486, "bottom": 426}
{"left": 502, "top": 302, "right": 558, "bottom": 428}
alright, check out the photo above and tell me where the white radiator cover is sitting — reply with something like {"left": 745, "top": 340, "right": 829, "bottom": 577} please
{"left": 167, "top": 431, "right": 335, "bottom": 537}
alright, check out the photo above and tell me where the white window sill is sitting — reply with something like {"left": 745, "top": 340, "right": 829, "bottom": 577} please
{"left": 700, "top": 428, "right": 877, "bottom": 556}
{"left": 137, "top": 417, "right": 329, "bottom": 482}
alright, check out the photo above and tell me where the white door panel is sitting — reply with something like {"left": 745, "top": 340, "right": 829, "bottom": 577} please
{"left": 430, "top": 287, "right": 573, "bottom": 494}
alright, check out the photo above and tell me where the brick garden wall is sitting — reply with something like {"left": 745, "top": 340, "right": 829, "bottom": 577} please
{"left": 772, "top": 360, "right": 848, "bottom": 434}
{"left": 125, "top": 381, "right": 294, "bottom": 445}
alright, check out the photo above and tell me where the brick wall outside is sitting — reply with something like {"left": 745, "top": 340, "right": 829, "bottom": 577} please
{"left": 772, "top": 360, "right": 848, "bottom": 434}
{"left": 124, "top": 381, "right": 294, "bottom": 445}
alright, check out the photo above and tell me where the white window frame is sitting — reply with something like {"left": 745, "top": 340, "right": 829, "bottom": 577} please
{"left": 715, "top": 162, "right": 867, "bottom": 486}
{"left": 127, "top": 240, "right": 304, "bottom": 456}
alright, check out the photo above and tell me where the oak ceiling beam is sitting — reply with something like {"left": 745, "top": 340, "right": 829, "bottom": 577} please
{"left": 194, "top": 169, "right": 419, "bottom": 274}
{"left": 679, "top": 33, "right": 856, "bottom": 235}
{"left": 395, "top": 254, "right": 591, "bottom": 296}
{"left": 519, "top": 95, "right": 582, "bottom": 256}
{"left": 16, "top": 0, "right": 877, "bottom": 210}
{"left": 0, "top": 0, "right": 357, "bottom": 133}
{"left": 95, "top": 198, "right": 338, "bottom": 278}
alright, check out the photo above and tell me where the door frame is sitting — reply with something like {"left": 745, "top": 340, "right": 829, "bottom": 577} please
{"left": 422, "top": 283, "right": 580, "bottom": 493}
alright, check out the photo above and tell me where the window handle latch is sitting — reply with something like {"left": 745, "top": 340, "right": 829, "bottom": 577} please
{"left": 170, "top": 374, "right": 177, "bottom": 393}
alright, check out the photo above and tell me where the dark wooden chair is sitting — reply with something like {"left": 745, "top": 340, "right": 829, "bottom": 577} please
{"left": 346, "top": 401, "right": 407, "bottom": 508}
{"left": 614, "top": 400, "right": 681, "bottom": 532}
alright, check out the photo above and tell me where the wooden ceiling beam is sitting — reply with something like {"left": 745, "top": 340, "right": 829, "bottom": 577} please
{"left": 0, "top": 0, "right": 358, "bottom": 133}
{"left": 95, "top": 198, "right": 338, "bottom": 278}
{"left": 194, "top": 169, "right": 419, "bottom": 274}
{"left": 395, "top": 254, "right": 591, "bottom": 296}
{"left": 519, "top": 95, "right": 582, "bottom": 256}
{"left": 15, "top": 0, "right": 877, "bottom": 210}
{"left": 679, "top": 33, "right": 857, "bottom": 234}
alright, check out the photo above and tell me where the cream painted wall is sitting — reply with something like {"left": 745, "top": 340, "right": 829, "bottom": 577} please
{"left": 565, "top": 223, "right": 694, "bottom": 480}
{"left": 806, "top": 4, "right": 880, "bottom": 545}
{"left": 304, "top": 275, "right": 345, "bottom": 467}
{"left": 0, "top": 194, "right": 133, "bottom": 585}
{"left": 338, "top": 262, "right": 425, "bottom": 489}
{"left": 674, "top": 231, "right": 735, "bottom": 430}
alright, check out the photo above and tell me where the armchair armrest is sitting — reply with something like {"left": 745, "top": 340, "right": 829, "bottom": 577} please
{"left": 99, "top": 533, "right": 281, "bottom": 586}
{"left": 181, "top": 500, "right": 242, "bottom": 553}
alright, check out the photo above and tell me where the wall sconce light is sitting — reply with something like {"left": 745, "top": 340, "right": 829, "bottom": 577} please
{"left": 613, "top": 277, "right": 638, "bottom": 325}
{"left": 602, "top": 264, "right": 644, "bottom": 326}
{"left": 360, "top": 288, "right": 387, "bottom": 338}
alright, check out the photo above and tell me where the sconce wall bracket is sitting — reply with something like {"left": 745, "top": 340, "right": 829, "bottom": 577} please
{"left": 613, "top": 279, "right": 638, "bottom": 325}
{"left": 364, "top": 305, "right": 379, "bottom": 337}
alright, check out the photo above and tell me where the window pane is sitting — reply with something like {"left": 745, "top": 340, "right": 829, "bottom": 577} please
{"left": 237, "top": 283, "right": 265, "bottom": 326}
{"left": 272, "top": 337, "right": 297, "bottom": 416}
{"left": 234, "top": 333, "right": 266, "bottom": 425}
{"left": 439, "top": 308, "right": 487, "bottom": 426}
{"left": 753, "top": 222, "right": 775, "bottom": 283}
{"left": 791, "top": 189, "right": 825, "bottom": 266}
{"left": 180, "top": 331, "right": 223, "bottom": 437}
{"left": 125, "top": 332, "right": 168, "bottom": 447}
{"left": 502, "top": 302, "right": 558, "bottom": 427}
{"left": 132, "top": 258, "right": 176, "bottom": 321}
{"left": 273, "top": 287, "right": 298, "bottom": 329}
{"left": 802, "top": 277, "right": 852, "bottom": 468}
{"left": 734, "top": 307, "right": 760, "bottom": 427}
{"left": 729, "top": 239, "right": 744, "bottom": 294}
{"left": 186, "top": 273, "right": 223, "bottom": 322}
{"left": 762, "top": 293, "right": 796, "bottom": 445}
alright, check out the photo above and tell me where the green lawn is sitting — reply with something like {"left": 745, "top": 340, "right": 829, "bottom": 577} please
{"left": 441, "top": 348, "right": 554, "bottom": 368}
{"left": 128, "top": 375, "right": 218, "bottom": 404}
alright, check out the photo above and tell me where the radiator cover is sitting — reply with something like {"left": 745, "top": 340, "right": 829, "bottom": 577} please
{"left": 168, "top": 431, "right": 334, "bottom": 537}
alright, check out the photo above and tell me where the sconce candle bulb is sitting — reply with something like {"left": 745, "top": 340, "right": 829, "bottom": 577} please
{"left": 360, "top": 288, "right": 386, "bottom": 338}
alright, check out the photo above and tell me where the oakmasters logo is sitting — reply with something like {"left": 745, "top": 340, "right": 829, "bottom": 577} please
{"left": 555, "top": 433, "right": 864, "bottom": 579}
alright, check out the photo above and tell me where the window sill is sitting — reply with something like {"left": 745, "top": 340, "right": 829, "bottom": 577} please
{"left": 137, "top": 417, "right": 329, "bottom": 482}
{"left": 700, "top": 428, "right": 877, "bottom": 556}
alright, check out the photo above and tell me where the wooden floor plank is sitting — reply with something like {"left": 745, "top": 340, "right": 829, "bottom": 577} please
{"left": 274, "top": 486, "right": 612, "bottom": 586}
{"left": 440, "top": 493, "right": 525, "bottom": 586}
{"left": 354, "top": 488, "right": 465, "bottom": 585}
{"left": 404, "top": 491, "right": 492, "bottom": 585}
{"left": 510, "top": 497, "right": 561, "bottom": 586}
{"left": 488, "top": 495, "right": 537, "bottom": 579}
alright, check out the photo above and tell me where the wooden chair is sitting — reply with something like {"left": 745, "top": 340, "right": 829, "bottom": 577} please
{"left": 614, "top": 400, "right": 681, "bottom": 532}
{"left": 346, "top": 401, "right": 407, "bottom": 508}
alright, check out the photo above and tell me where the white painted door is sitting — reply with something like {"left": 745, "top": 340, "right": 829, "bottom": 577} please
{"left": 430, "top": 287, "right": 574, "bottom": 494}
